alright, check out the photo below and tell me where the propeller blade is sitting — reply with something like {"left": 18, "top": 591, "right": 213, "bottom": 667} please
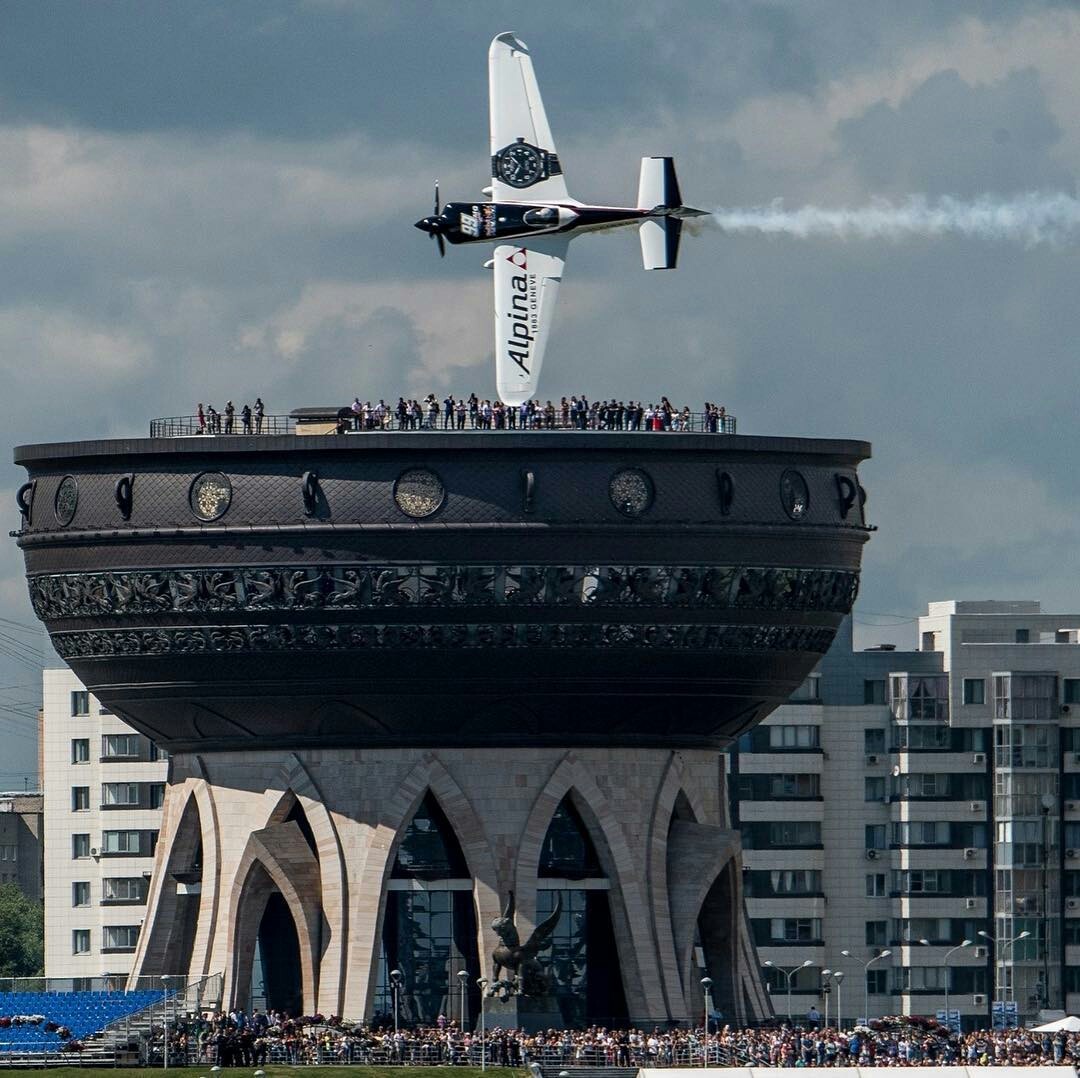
{"left": 433, "top": 181, "right": 440, "bottom": 216}
{"left": 437, "top": 233, "right": 446, "bottom": 258}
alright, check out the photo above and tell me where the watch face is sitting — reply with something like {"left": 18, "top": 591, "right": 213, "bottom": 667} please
{"left": 497, "top": 142, "right": 543, "bottom": 188}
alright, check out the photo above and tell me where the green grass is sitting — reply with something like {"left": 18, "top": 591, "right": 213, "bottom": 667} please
{"left": 35, "top": 1069, "right": 526, "bottom": 1078}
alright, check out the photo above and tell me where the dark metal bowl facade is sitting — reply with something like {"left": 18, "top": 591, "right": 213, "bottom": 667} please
{"left": 14, "top": 432, "right": 870, "bottom": 752}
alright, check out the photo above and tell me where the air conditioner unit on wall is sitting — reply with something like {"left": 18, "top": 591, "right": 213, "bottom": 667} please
{"left": 973, "top": 994, "right": 987, "bottom": 1005}
{"left": 963, "top": 847, "right": 977, "bottom": 859}
{"left": 973, "top": 946, "right": 988, "bottom": 958}
{"left": 1067, "top": 849, "right": 1078, "bottom": 859}
{"left": 1068, "top": 802, "right": 1079, "bottom": 813}
{"left": 865, "top": 849, "right": 878, "bottom": 860}
{"left": 1068, "top": 898, "right": 1080, "bottom": 911}
{"left": 965, "top": 898, "right": 978, "bottom": 909}
{"left": 973, "top": 753, "right": 986, "bottom": 764}
{"left": 970, "top": 801, "right": 983, "bottom": 811}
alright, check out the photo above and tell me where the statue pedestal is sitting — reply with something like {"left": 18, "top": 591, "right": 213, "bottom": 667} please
{"left": 484, "top": 995, "right": 563, "bottom": 1032}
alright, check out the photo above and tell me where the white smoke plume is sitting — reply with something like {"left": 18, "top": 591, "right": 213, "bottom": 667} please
{"left": 710, "top": 193, "right": 1080, "bottom": 247}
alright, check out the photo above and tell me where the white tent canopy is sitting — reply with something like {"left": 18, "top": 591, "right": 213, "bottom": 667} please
{"left": 1032, "top": 1015, "right": 1080, "bottom": 1032}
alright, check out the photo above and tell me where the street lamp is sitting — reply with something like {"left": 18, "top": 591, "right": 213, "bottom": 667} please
{"left": 942, "top": 939, "right": 972, "bottom": 1033}
{"left": 458, "top": 968, "right": 469, "bottom": 1032}
{"left": 821, "top": 969, "right": 832, "bottom": 1030}
{"left": 700, "top": 977, "right": 713, "bottom": 1066}
{"left": 763, "top": 959, "right": 813, "bottom": 1024}
{"left": 977, "top": 929, "right": 1031, "bottom": 1014}
{"left": 477, "top": 977, "right": 488, "bottom": 1071}
{"left": 832, "top": 971, "right": 845, "bottom": 1031}
{"left": 160, "top": 975, "right": 170, "bottom": 1070}
{"left": 389, "top": 969, "right": 403, "bottom": 1039}
{"left": 841, "top": 949, "right": 891, "bottom": 1025}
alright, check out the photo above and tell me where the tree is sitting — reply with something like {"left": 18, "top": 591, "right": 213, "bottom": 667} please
{"left": 0, "top": 883, "right": 44, "bottom": 977}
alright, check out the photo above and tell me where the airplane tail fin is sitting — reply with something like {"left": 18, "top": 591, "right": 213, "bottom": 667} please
{"left": 637, "top": 156, "right": 701, "bottom": 270}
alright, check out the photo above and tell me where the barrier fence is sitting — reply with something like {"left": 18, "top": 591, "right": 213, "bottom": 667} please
{"left": 149, "top": 410, "right": 737, "bottom": 437}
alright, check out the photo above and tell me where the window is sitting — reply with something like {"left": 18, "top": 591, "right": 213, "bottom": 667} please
{"left": 102, "top": 877, "right": 147, "bottom": 904}
{"left": 102, "top": 925, "right": 140, "bottom": 952}
{"left": 767, "top": 724, "right": 820, "bottom": 749}
{"left": 866, "top": 873, "right": 887, "bottom": 897}
{"left": 149, "top": 742, "right": 168, "bottom": 762}
{"left": 865, "top": 920, "right": 887, "bottom": 946}
{"left": 149, "top": 783, "right": 166, "bottom": 809}
{"left": 1015, "top": 628, "right": 1030, "bottom": 643}
{"left": 101, "top": 734, "right": 139, "bottom": 759}
{"left": 770, "top": 773, "right": 820, "bottom": 798}
{"left": 867, "top": 968, "right": 888, "bottom": 994}
{"left": 864, "top": 681, "right": 887, "bottom": 706}
{"left": 72, "top": 881, "right": 90, "bottom": 907}
{"left": 71, "top": 786, "right": 90, "bottom": 812}
{"left": 767, "top": 821, "right": 821, "bottom": 847}
{"left": 70, "top": 691, "right": 89, "bottom": 716}
{"left": 768, "top": 869, "right": 822, "bottom": 895}
{"left": 101, "top": 783, "right": 139, "bottom": 807}
{"left": 792, "top": 674, "right": 821, "bottom": 702}
{"left": 770, "top": 917, "right": 822, "bottom": 942}
{"left": 963, "top": 678, "right": 986, "bottom": 705}
{"left": 865, "top": 825, "right": 887, "bottom": 850}
{"left": 1065, "top": 919, "right": 1080, "bottom": 946}
{"left": 71, "top": 738, "right": 89, "bottom": 764}
{"left": 864, "top": 728, "right": 886, "bottom": 753}
{"left": 1065, "top": 679, "right": 1080, "bottom": 706}
{"left": 72, "top": 833, "right": 90, "bottom": 859}
{"left": 892, "top": 725, "right": 951, "bottom": 751}
{"left": 102, "top": 830, "right": 141, "bottom": 855}
{"left": 865, "top": 777, "right": 886, "bottom": 802}
{"left": 71, "top": 929, "right": 90, "bottom": 955}
{"left": 892, "top": 820, "right": 951, "bottom": 846}
{"left": 895, "top": 966, "right": 946, "bottom": 991}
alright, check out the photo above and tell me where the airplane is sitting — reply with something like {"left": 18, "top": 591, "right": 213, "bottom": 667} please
{"left": 414, "top": 32, "right": 706, "bottom": 406}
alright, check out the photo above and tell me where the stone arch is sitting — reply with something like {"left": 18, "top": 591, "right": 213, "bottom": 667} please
{"left": 128, "top": 764, "right": 222, "bottom": 986}
{"left": 259, "top": 754, "right": 348, "bottom": 1015}
{"left": 225, "top": 821, "right": 323, "bottom": 1015}
{"left": 646, "top": 752, "right": 710, "bottom": 1020}
{"left": 346, "top": 754, "right": 500, "bottom": 1020}
{"left": 515, "top": 752, "right": 663, "bottom": 1021}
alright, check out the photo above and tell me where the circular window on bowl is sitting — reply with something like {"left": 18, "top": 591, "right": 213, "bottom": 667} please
{"left": 54, "top": 475, "right": 79, "bottom": 526}
{"left": 779, "top": 469, "right": 810, "bottom": 520}
{"left": 394, "top": 468, "right": 445, "bottom": 518}
{"left": 609, "top": 468, "right": 654, "bottom": 517}
{"left": 189, "top": 472, "right": 232, "bottom": 522}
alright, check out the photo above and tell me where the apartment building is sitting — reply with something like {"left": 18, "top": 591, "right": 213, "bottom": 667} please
{"left": 731, "top": 600, "right": 1080, "bottom": 1030}
{"left": 42, "top": 669, "right": 167, "bottom": 981}
{"left": 0, "top": 791, "right": 43, "bottom": 902}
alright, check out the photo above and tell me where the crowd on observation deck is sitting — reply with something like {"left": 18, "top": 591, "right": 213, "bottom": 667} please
{"left": 196, "top": 398, "right": 266, "bottom": 434}
{"left": 341, "top": 394, "right": 730, "bottom": 433}
{"left": 148, "top": 1010, "right": 1080, "bottom": 1068}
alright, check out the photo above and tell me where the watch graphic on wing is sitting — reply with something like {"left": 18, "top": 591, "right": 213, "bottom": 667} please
{"left": 492, "top": 138, "right": 562, "bottom": 189}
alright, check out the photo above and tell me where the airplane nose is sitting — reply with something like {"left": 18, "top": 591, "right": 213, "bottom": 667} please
{"left": 415, "top": 217, "right": 434, "bottom": 233}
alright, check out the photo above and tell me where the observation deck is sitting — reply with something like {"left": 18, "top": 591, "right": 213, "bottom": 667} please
{"left": 13, "top": 419, "right": 869, "bottom": 753}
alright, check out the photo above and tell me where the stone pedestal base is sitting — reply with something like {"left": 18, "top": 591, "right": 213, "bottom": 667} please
{"left": 485, "top": 995, "right": 563, "bottom": 1032}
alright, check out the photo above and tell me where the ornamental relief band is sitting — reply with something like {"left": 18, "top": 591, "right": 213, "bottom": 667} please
{"left": 49, "top": 621, "right": 839, "bottom": 659}
{"left": 28, "top": 564, "right": 859, "bottom": 620}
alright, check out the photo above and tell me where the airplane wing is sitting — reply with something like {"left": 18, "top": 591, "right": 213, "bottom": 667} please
{"left": 489, "top": 33, "right": 570, "bottom": 203}
{"left": 493, "top": 238, "right": 568, "bottom": 405}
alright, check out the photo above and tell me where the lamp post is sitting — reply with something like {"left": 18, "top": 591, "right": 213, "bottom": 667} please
{"left": 458, "top": 968, "right": 469, "bottom": 1032}
{"left": 943, "top": 939, "right": 972, "bottom": 1033}
{"left": 977, "top": 928, "right": 1031, "bottom": 1019}
{"left": 832, "top": 971, "right": 845, "bottom": 1031}
{"left": 160, "top": 975, "right": 170, "bottom": 1070}
{"left": 389, "top": 968, "right": 403, "bottom": 1039}
{"left": 763, "top": 959, "right": 813, "bottom": 1024}
{"left": 821, "top": 969, "right": 831, "bottom": 1030}
{"left": 700, "top": 977, "right": 713, "bottom": 1066}
{"left": 477, "top": 978, "right": 488, "bottom": 1071}
{"left": 841, "top": 948, "right": 891, "bottom": 1026}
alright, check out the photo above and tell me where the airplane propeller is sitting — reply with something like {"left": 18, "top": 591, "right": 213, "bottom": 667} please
{"left": 413, "top": 181, "right": 445, "bottom": 257}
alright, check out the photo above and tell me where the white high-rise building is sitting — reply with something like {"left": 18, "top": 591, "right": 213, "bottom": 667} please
{"left": 42, "top": 669, "right": 167, "bottom": 981}
{"left": 731, "top": 600, "right": 1080, "bottom": 1031}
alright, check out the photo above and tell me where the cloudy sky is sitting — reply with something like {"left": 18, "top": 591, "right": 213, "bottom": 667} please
{"left": 3, "top": 1, "right": 1080, "bottom": 783}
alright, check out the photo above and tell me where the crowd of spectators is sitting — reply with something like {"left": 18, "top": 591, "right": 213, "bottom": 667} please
{"left": 341, "top": 394, "right": 730, "bottom": 433}
{"left": 197, "top": 398, "right": 266, "bottom": 435}
{"left": 151, "top": 1010, "right": 1080, "bottom": 1068}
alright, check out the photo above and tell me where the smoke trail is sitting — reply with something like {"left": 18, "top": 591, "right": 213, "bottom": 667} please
{"left": 711, "top": 193, "right": 1080, "bottom": 247}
